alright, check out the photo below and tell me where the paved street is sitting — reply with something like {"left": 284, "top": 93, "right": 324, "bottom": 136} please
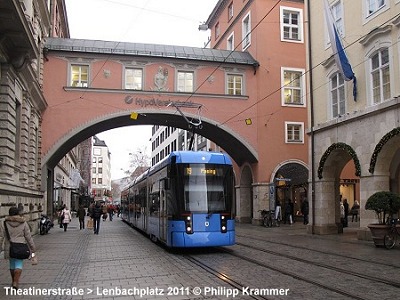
{"left": 1, "top": 216, "right": 399, "bottom": 300}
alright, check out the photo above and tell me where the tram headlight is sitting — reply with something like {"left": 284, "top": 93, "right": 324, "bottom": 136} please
{"left": 220, "top": 214, "right": 228, "bottom": 233}
{"left": 184, "top": 214, "right": 193, "bottom": 234}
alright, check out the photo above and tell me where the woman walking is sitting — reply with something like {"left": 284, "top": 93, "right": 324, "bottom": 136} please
{"left": 0, "top": 206, "right": 36, "bottom": 289}
{"left": 61, "top": 206, "right": 72, "bottom": 232}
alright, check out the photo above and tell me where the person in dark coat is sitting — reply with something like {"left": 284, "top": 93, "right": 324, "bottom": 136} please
{"left": 77, "top": 205, "right": 86, "bottom": 230}
{"left": 92, "top": 202, "right": 103, "bottom": 235}
{"left": 301, "top": 198, "right": 309, "bottom": 225}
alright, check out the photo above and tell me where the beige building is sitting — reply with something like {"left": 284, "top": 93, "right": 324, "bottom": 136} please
{"left": 306, "top": 0, "right": 400, "bottom": 236}
{"left": 0, "top": 0, "right": 68, "bottom": 229}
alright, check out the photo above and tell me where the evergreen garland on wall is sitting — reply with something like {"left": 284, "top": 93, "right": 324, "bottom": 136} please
{"left": 318, "top": 142, "right": 361, "bottom": 179}
{"left": 369, "top": 127, "right": 400, "bottom": 174}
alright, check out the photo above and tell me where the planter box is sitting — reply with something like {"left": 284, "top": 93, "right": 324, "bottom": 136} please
{"left": 367, "top": 224, "right": 390, "bottom": 247}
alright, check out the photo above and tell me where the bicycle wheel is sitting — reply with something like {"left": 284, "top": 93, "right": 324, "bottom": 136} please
{"left": 384, "top": 232, "right": 396, "bottom": 249}
{"left": 263, "top": 216, "right": 271, "bottom": 227}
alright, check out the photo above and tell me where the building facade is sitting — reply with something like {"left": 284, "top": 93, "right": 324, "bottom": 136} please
{"left": 0, "top": 0, "right": 68, "bottom": 229}
{"left": 205, "top": 0, "right": 308, "bottom": 223}
{"left": 151, "top": 125, "right": 218, "bottom": 166}
{"left": 91, "top": 136, "right": 112, "bottom": 203}
{"left": 306, "top": 0, "right": 400, "bottom": 236}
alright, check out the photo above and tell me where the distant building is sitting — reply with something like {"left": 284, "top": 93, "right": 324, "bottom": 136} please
{"left": 150, "top": 125, "right": 220, "bottom": 165}
{"left": 91, "top": 136, "right": 112, "bottom": 202}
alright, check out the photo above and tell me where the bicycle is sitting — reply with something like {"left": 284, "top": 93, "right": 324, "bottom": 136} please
{"left": 383, "top": 218, "right": 400, "bottom": 249}
{"left": 259, "top": 209, "right": 280, "bottom": 227}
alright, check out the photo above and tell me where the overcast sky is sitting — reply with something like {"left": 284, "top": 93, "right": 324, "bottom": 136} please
{"left": 65, "top": 0, "right": 218, "bottom": 179}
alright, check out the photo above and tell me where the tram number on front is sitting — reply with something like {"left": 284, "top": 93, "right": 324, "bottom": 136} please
{"left": 185, "top": 167, "right": 216, "bottom": 176}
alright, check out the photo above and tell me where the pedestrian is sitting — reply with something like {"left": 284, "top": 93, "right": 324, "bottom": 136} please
{"left": 0, "top": 206, "right": 36, "bottom": 290}
{"left": 285, "top": 199, "right": 293, "bottom": 224}
{"left": 92, "top": 202, "right": 103, "bottom": 234}
{"left": 77, "top": 205, "right": 86, "bottom": 230}
{"left": 343, "top": 198, "right": 349, "bottom": 227}
{"left": 351, "top": 200, "right": 360, "bottom": 222}
{"left": 340, "top": 200, "right": 345, "bottom": 228}
{"left": 102, "top": 204, "right": 108, "bottom": 221}
{"left": 58, "top": 204, "right": 65, "bottom": 228}
{"left": 61, "top": 206, "right": 72, "bottom": 232}
{"left": 107, "top": 205, "right": 113, "bottom": 221}
{"left": 301, "top": 198, "right": 309, "bottom": 225}
{"left": 274, "top": 199, "right": 282, "bottom": 221}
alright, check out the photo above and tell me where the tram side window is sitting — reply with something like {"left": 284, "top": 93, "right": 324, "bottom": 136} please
{"left": 150, "top": 193, "right": 160, "bottom": 215}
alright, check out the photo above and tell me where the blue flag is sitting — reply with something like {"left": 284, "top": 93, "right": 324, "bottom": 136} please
{"left": 324, "top": 0, "right": 357, "bottom": 100}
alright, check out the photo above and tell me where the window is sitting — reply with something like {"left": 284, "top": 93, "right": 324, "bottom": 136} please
{"left": 371, "top": 48, "right": 390, "bottom": 104}
{"left": 227, "top": 74, "right": 243, "bottom": 95}
{"left": 98, "top": 178, "right": 103, "bottom": 185}
{"left": 330, "top": 73, "right": 345, "bottom": 117}
{"left": 242, "top": 13, "right": 251, "bottom": 50}
{"left": 98, "top": 167, "right": 103, "bottom": 174}
{"left": 70, "top": 64, "right": 88, "bottom": 87}
{"left": 93, "top": 148, "right": 101, "bottom": 156}
{"left": 92, "top": 167, "right": 96, "bottom": 174}
{"left": 92, "top": 157, "right": 96, "bottom": 163}
{"left": 177, "top": 71, "right": 194, "bottom": 92}
{"left": 227, "top": 32, "right": 234, "bottom": 51}
{"left": 92, "top": 178, "right": 96, "bottom": 184}
{"left": 125, "top": 68, "right": 143, "bottom": 90}
{"left": 367, "top": 0, "right": 385, "bottom": 15}
{"left": 285, "top": 122, "right": 304, "bottom": 143}
{"left": 228, "top": 3, "right": 234, "bottom": 21}
{"left": 280, "top": 7, "right": 303, "bottom": 42}
{"left": 331, "top": 1, "right": 344, "bottom": 37}
{"left": 282, "top": 69, "right": 304, "bottom": 105}
{"left": 215, "top": 22, "right": 220, "bottom": 39}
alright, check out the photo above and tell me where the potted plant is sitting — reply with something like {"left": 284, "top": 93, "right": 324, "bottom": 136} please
{"left": 365, "top": 191, "right": 400, "bottom": 246}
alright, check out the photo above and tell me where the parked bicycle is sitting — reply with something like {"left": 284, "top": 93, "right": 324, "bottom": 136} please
{"left": 383, "top": 218, "right": 400, "bottom": 249}
{"left": 259, "top": 209, "right": 280, "bottom": 227}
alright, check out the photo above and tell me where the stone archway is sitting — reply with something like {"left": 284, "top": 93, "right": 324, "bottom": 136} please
{"left": 41, "top": 111, "right": 259, "bottom": 218}
{"left": 360, "top": 129, "right": 400, "bottom": 227}
{"left": 272, "top": 160, "right": 309, "bottom": 222}
{"left": 314, "top": 143, "right": 360, "bottom": 234}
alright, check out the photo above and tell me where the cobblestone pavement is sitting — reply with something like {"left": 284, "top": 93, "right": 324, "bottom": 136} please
{"left": 0, "top": 217, "right": 399, "bottom": 299}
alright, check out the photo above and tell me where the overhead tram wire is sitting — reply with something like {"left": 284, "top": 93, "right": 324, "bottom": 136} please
{"left": 220, "top": 9, "right": 400, "bottom": 127}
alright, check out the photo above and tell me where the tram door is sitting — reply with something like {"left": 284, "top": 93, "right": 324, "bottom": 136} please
{"left": 159, "top": 179, "right": 167, "bottom": 243}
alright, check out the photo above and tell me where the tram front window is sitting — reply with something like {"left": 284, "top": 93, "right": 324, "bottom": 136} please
{"left": 181, "top": 164, "right": 227, "bottom": 213}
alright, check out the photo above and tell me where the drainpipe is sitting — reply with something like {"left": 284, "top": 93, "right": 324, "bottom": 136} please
{"left": 306, "top": 0, "right": 316, "bottom": 234}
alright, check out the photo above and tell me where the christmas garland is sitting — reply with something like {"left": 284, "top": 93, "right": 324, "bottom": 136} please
{"left": 318, "top": 142, "right": 361, "bottom": 179}
{"left": 369, "top": 127, "right": 400, "bottom": 174}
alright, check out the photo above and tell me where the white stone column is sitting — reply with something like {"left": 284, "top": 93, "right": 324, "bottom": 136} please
{"left": 311, "top": 178, "right": 340, "bottom": 234}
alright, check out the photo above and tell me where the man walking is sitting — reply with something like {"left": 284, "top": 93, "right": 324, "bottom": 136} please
{"left": 92, "top": 202, "right": 103, "bottom": 235}
{"left": 77, "top": 205, "right": 86, "bottom": 230}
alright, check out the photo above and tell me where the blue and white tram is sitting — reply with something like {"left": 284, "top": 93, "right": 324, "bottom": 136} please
{"left": 120, "top": 151, "right": 235, "bottom": 247}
